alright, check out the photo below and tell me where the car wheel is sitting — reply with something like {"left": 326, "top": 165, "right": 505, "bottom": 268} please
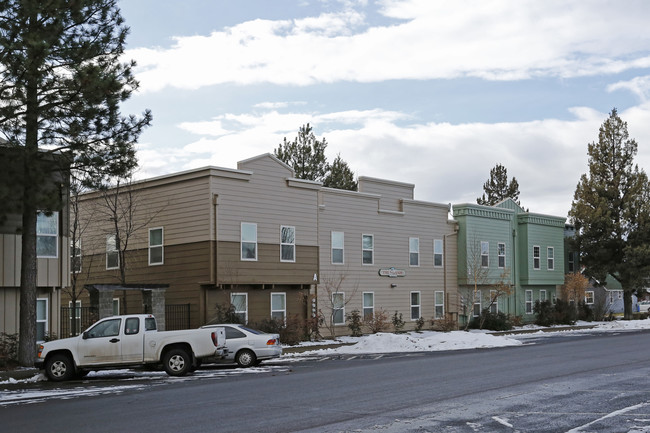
{"left": 235, "top": 349, "right": 256, "bottom": 368}
{"left": 45, "top": 354, "right": 75, "bottom": 382}
{"left": 163, "top": 348, "right": 192, "bottom": 376}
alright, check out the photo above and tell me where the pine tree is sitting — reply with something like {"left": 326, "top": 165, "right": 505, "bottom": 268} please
{"left": 0, "top": 0, "right": 151, "bottom": 365}
{"left": 569, "top": 109, "right": 650, "bottom": 319}
{"left": 275, "top": 124, "right": 329, "bottom": 182}
{"left": 323, "top": 154, "right": 357, "bottom": 190}
{"left": 477, "top": 164, "right": 520, "bottom": 206}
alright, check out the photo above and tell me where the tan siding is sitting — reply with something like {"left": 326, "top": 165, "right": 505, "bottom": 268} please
{"left": 0, "top": 287, "right": 20, "bottom": 334}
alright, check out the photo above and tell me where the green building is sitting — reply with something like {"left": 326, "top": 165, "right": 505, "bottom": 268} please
{"left": 454, "top": 199, "right": 566, "bottom": 324}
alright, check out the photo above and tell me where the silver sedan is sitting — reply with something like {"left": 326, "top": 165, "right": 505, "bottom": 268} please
{"left": 201, "top": 324, "right": 282, "bottom": 367}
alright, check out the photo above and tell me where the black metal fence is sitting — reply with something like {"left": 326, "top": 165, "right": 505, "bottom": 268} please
{"left": 60, "top": 306, "right": 99, "bottom": 337}
{"left": 165, "top": 304, "right": 191, "bottom": 330}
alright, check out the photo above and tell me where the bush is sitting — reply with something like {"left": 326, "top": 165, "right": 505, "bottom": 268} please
{"left": 553, "top": 299, "right": 577, "bottom": 325}
{"left": 414, "top": 317, "right": 425, "bottom": 332}
{"left": 364, "top": 309, "right": 390, "bottom": 334}
{"left": 253, "top": 315, "right": 304, "bottom": 346}
{"left": 0, "top": 333, "right": 18, "bottom": 369}
{"left": 578, "top": 301, "right": 594, "bottom": 322}
{"left": 211, "top": 303, "right": 242, "bottom": 324}
{"left": 534, "top": 300, "right": 555, "bottom": 327}
{"left": 392, "top": 311, "right": 405, "bottom": 333}
{"left": 469, "top": 311, "right": 513, "bottom": 331}
{"left": 430, "top": 315, "right": 457, "bottom": 332}
{"left": 346, "top": 310, "right": 363, "bottom": 337}
{"left": 534, "top": 299, "right": 577, "bottom": 326}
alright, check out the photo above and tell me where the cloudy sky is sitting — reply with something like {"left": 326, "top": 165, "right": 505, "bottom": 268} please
{"left": 117, "top": 0, "right": 650, "bottom": 218}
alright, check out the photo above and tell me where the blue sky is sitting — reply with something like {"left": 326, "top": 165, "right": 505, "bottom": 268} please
{"left": 116, "top": 0, "right": 650, "bottom": 218}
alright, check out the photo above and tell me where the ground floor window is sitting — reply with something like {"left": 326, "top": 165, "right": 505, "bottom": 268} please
{"left": 540, "top": 290, "right": 547, "bottom": 303}
{"left": 585, "top": 291, "right": 594, "bottom": 305}
{"left": 36, "top": 298, "right": 48, "bottom": 342}
{"left": 434, "top": 291, "right": 445, "bottom": 319}
{"left": 489, "top": 290, "right": 498, "bottom": 314}
{"left": 332, "top": 292, "right": 345, "bottom": 325}
{"left": 363, "top": 292, "right": 374, "bottom": 320}
{"left": 113, "top": 298, "right": 120, "bottom": 316}
{"left": 69, "top": 300, "right": 81, "bottom": 336}
{"left": 473, "top": 290, "right": 482, "bottom": 317}
{"left": 232, "top": 293, "right": 248, "bottom": 323}
{"left": 525, "top": 290, "right": 533, "bottom": 314}
{"left": 271, "top": 293, "right": 286, "bottom": 323}
{"left": 410, "top": 291, "right": 421, "bottom": 320}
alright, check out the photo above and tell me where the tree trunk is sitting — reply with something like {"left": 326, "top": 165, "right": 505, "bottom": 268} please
{"left": 623, "top": 290, "right": 633, "bottom": 320}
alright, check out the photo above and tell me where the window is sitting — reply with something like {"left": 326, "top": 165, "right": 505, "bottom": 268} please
{"left": 69, "top": 300, "right": 81, "bottom": 336}
{"left": 362, "top": 234, "right": 374, "bottom": 265}
{"left": 331, "top": 231, "right": 344, "bottom": 264}
{"left": 332, "top": 292, "right": 345, "bottom": 325}
{"left": 149, "top": 227, "right": 164, "bottom": 265}
{"left": 410, "top": 291, "right": 421, "bottom": 320}
{"left": 36, "top": 298, "right": 48, "bottom": 342}
{"left": 489, "top": 290, "right": 498, "bottom": 314}
{"left": 106, "top": 234, "right": 119, "bottom": 270}
{"left": 231, "top": 293, "right": 248, "bottom": 323}
{"left": 473, "top": 290, "right": 482, "bottom": 317}
{"left": 568, "top": 251, "right": 575, "bottom": 272}
{"left": 498, "top": 242, "right": 506, "bottom": 268}
{"left": 585, "top": 291, "right": 594, "bottom": 305}
{"left": 271, "top": 293, "right": 286, "bottom": 323}
{"left": 363, "top": 292, "right": 374, "bottom": 320}
{"left": 525, "top": 290, "right": 533, "bottom": 314}
{"left": 533, "top": 246, "right": 540, "bottom": 270}
{"left": 540, "top": 290, "right": 547, "bottom": 303}
{"left": 86, "top": 318, "right": 121, "bottom": 338}
{"left": 280, "top": 226, "right": 295, "bottom": 262}
{"left": 37, "top": 212, "right": 58, "bottom": 258}
{"left": 481, "top": 241, "right": 489, "bottom": 268}
{"left": 125, "top": 317, "right": 140, "bottom": 335}
{"left": 409, "top": 237, "right": 419, "bottom": 267}
{"left": 70, "top": 239, "right": 81, "bottom": 273}
{"left": 112, "top": 298, "right": 120, "bottom": 316}
{"left": 434, "top": 239, "right": 443, "bottom": 267}
{"left": 434, "top": 291, "right": 445, "bottom": 319}
{"left": 241, "top": 223, "right": 257, "bottom": 261}
{"left": 547, "top": 247, "right": 554, "bottom": 270}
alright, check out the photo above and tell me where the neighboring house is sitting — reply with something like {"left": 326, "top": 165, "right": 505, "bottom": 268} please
{"left": 454, "top": 199, "right": 566, "bottom": 323}
{"left": 585, "top": 276, "right": 625, "bottom": 316}
{"left": 0, "top": 147, "right": 69, "bottom": 341}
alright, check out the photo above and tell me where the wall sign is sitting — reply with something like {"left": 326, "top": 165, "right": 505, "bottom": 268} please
{"left": 378, "top": 267, "right": 406, "bottom": 278}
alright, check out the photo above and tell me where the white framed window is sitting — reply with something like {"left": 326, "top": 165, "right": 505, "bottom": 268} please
{"left": 409, "top": 237, "right": 419, "bottom": 267}
{"left": 331, "top": 231, "right": 344, "bottom": 264}
{"left": 489, "top": 290, "right": 498, "bottom": 314}
{"left": 585, "top": 291, "right": 594, "bottom": 305}
{"left": 363, "top": 292, "right": 374, "bottom": 319}
{"left": 70, "top": 238, "right": 82, "bottom": 273}
{"left": 36, "top": 298, "right": 48, "bottom": 342}
{"left": 271, "top": 293, "right": 286, "bottom": 323}
{"left": 434, "top": 291, "right": 445, "bottom": 319}
{"left": 434, "top": 239, "right": 443, "bottom": 267}
{"left": 533, "top": 246, "right": 541, "bottom": 270}
{"left": 332, "top": 292, "right": 345, "bottom": 325}
{"left": 498, "top": 242, "right": 506, "bottom": 269}
{"left": 525, "top": 290, "right": 533, "bottom": 314}
{"left": 241, "top": 223, "right": 257, "bottom": 261}
{"left": 362, "top": 234, "right": 374, "bottom": 265}
{"left": 410, "top": 291, "right": 421, "bottom": 320}
{"left": 149, "top": 227, "right": 164, "bottom": 265}
{"left": 547, "top": 247, "right": 554, "bottom": 270}
{"left": 231, "top": 293, "right": 248, "bottom": 323}
{"left": 540, "top": 290, "right": 547, "bottom": 302}
{"left": 473, "top": 290, "right": 482, "bottom": 317}
{"left": 112, "top": 298, "right": 120, "bottom": 316}
{"left": 481, "top": 241, "right": 489, "bottom": 268}
{"left": 69, "top": 300, "right": 81, "bottom": 336}
{"left": 106, "top": 234, "right": 119, "bottom": 270}
{"left": 280, "top": 226, "right": 295, "bottom": 262}
{"left": 37, "top": 211, "right": 58, "bottom": 258}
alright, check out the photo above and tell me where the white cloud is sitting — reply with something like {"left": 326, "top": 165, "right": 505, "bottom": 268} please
{"left": 608, "top": 75, "right": 650, "bottom": 101}
{"left": 127, "top": 0, "right": 650, "bottom": 92}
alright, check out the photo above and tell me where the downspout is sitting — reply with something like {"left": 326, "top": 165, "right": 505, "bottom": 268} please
{"left": 208, "top": 193, "right": 219, "bottom": 324}
{"left": 512, "top": 227, "right": 516, "bottom": 316}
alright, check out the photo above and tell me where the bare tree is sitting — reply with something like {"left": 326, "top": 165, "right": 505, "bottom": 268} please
{"left": 462, "top": 237, "right": 490, "bottom": 330}
{"left": 317, "top": 270, "right": 359, "bottom": 339}
{"left": 561, "top": 272, "right": 589, "bottom": 306}
{"left": 478, "top": 270, "right": 513, "bottom": 329}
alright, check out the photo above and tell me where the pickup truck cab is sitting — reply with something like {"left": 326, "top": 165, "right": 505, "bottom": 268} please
{"left": 35, "top": 314, "right": 225, "bottom": 381}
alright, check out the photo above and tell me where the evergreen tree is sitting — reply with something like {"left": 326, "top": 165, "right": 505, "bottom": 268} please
{"left": 569, "top": 108, "right": 650, "bottom": 319}
{"left": 323, "top": 154, "right": 357, "bottom": 190}
{"left": 275, "top": 124, "right": 329, "bottom": 182}
{"left": 477, "top": 164, "right": 520, "bottom": 206}
{"left": 0, "top": 0, "right": 151, "bottom": 365}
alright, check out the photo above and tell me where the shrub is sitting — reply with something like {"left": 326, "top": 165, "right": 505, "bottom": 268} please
{"left": 553, "top": 299, "right": 577, "bottom": 325}
{"left": 211, "top": 303, "right": 242, "bottom": 324}
{"left": 534, "top": 300, "right": 555, "bottom": 327}
{"left": 0, "top": 333, "right": 18, "bottom": 369}
{"left": 469, "top": 311, "right": 513, "bottom": 331}
{"left": 392, "top": 311, "right": 405, "bottom": 333}
{"left": 346, "top": 310, "right": 363, "bottom": 337}
{"left": 364, "top": 309, "right": 390, "bottom": 334}
{"left": 414, "top": 317, "right": 425, "bottom": 332}
{"left": 253, "top": 315, "right": 304, "bottom": 346}
{"left": 578, "top": 301, "right": 594, "bottom": 322}
{"left": 430, "top": 315, "right": 457, "bottom": 332}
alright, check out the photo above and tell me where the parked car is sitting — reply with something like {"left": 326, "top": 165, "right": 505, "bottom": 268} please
{"left": 201, "top": 324, "right": 281, "bottom": 367}
{"left": 637, "top": 300, "right": 650, "bottom": 313}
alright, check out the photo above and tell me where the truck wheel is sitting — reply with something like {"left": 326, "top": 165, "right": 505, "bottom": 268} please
{"left": 45, "top": 354, "right": 75, "bottom": 382}
{"left": 236, "top": 349, "right": 256, "bottom": 368}
{"left": 163, "top": 348, "right": 192, "bottom": 376}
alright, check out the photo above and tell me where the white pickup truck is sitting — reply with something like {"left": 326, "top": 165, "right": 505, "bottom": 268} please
{"left": 35, "top": 314, "right": 225, "bottom": 381}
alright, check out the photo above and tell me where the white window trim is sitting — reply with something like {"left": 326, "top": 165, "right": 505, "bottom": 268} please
{"left": 473, "top": 290, "right": 482, "bottom": 317}
{"left": 363, "top": 291, "right": 374, "bottom": 319}
{"left": 533, "top": 246, "right": 541, "bottom": 270}
{"left": 241, "top": 223, "right": 258, "bottom": 261}
{"left": 525, "top": 290, "right": 534, "bottom": 314}
{"left": 490, "top": 289, "right": 498, "bottom": 314}
{"left": 112, "top": 298, "right": 120, "bottom": 316}
{"left": 332, "top": 292, "right": 345, "bottom": 325}
{"left": 497, "top": 242, "right": 506, "bottom": 269}
{"left": 362, "top": 234, "right": 374, "bottom": 266}
{"left": 410, "top": 291, "right": 421, "bottom": 320}
{"left": 547, "top": 246, "right": 554, "bottom": 271}
{"left": 480, "top": 241, "right": 489, "bottom": 268}
{"left": 409, "top": 237, "right": 420, "bottom": 267}
{"left": 331, "top": 231, "right": 344, "bottom": 265}
{"left": 148, "top": 227, "right": 164, "bottom": 266}
{"left": 434, "top": 291, "right": 445, "bottom": 319}
{"left": 36, "top": 298, "right": 48, "bottom": 343}
{"left": 232, "top": 293, "right": 249, "bottom": 324}
{"left": 540, "top": 290, "right": 547, "bottom": 303}
{"left": 271, "top": 292, "right": 286, "bottom": 323}
{"left": 37, "top": 211, "right": 59, "bottom": 259}
{"left": 585, "top": 291, "right": 595, "bottom": 305}
{"left": 106, "top": 234, "right": 119, "bottom": 270}
{"left": 434, "top": 239, "right": 444, "bottom": 268}
{"left": 280, "top": 226, "right": 296, "bottom": 263}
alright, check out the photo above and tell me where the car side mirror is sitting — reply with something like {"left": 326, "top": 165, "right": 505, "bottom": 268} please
{"left": 82, "top": 331, "right": 89, "bottom": 340}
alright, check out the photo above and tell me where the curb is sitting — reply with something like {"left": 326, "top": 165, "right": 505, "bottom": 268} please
{"left": 0, "top": 368, "right": 39, "bottom": 382}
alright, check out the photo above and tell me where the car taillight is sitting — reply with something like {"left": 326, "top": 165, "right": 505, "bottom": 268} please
{"left": 266, "top": 338, "right": 278, "bottom": 346}
{"left": 211, "top": 332, "right": 219, "bottom": 347}
{"left": 37, "top": 344, "right": 44, "bottom": 358}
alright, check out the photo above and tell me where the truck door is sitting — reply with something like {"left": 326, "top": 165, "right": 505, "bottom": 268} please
{"left": 121, "top": 317, "right": 144, "bottom": 362}
{"left": 77, "top": 318, "right": 123, "bottom": 366}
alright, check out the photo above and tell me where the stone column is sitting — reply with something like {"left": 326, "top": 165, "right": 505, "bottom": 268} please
{"left": 143, "top": 288, "right": 166, "bottom": 330}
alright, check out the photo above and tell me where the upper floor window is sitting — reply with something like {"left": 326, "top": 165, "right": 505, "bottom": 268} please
{"left": 37, "top": 211, "right": 58, "bottom": 258}
{"left": 480, "top": 241, "right": 489, "bottom": 268}
{"left": 433, "top": 239, "right": 443, "bottom": 267}
{"left": 547, "top": 247, "right": 554, "bottom": 270}
{"left": 70, "top": 239, "right": 81, "bottom": 273}
{"left": 241, "top": 223, "right": 257, "bottom": 261}
{"left": 280, "top": 226, "right": 295, "bottom": 262}
{"left": 362, "top": 234, "right": 374, "bottom": 265}
{"left": 106, "top": 234, "right": 119, "bottom": 270}
{"left": 409, "top": 237, "right": 419, "bottom": 267}
{"left": 149, "top": 227, "right": 164, "bottom": 265}
{"left": 331, "top": 231, "right": 344, "bottom": 264}
{"left": 497, "top": 242, "right": 506, "bottom": 268}
{"left": 533, "top": 246, "right": 541, "bottom": 270}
